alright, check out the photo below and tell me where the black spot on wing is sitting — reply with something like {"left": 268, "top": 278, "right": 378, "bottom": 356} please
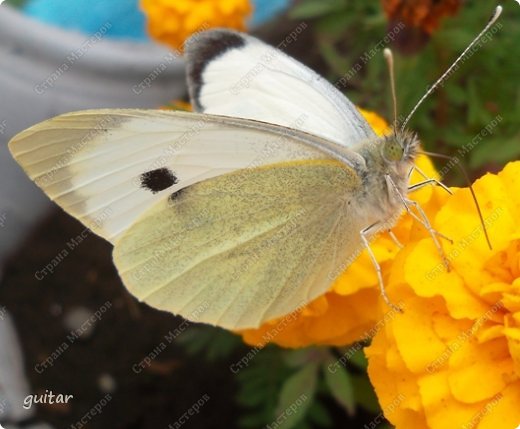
{"left": 140, "top": 168, "right": 178, "bottom": 194}
{"left": 185, "top": 30, "right": 246, "bottom": 111}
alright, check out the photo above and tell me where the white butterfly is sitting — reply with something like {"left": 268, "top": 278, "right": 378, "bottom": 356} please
{"left": 8, "top": 8, "right": 501, "bottom": 329}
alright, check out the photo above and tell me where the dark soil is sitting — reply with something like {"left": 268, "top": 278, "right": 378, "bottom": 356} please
{"left": 0, "top": 208, "right": 240, "bottom": 429}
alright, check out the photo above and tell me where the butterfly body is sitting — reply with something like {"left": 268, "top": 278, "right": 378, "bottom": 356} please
{"left": 345, "top": 130, "right": 418, "bottom": 228}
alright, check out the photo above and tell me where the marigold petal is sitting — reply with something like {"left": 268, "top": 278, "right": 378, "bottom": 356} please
{"left": 357, "top": 107, "right": 390, "bottom": 136}
{"left": 301, "top": 290, "right": 380, "bottom": 345}
{"left": 367, "top": 162, "right": 520, "bottom": 429}
{"left": 402, "top": 239, "right": 489, "bottom": 319}
{"left": 418, "top": 371, "right": 482, "bottom": 429}
{"left": 391, "top": 297, "right": 447, "bottom": 373}
{"left": 477, "top": 382, "right": 520, "bottom": 429}
{"left": 240, "top": 289, "right": 381, "bottom": 348}
{"left": 141, "top": 0, "right": 252, "bottom": 51}
{"left": 503, "top": 327, "right": 520, "bottom": 376}
{"left": 448, "top": 339, "right": 512, "bottom": 403}
{"left": 332, "top": 239, "right": 397, "bottom": 296}
{"left": 476, "top": 324, "right": 505, "bottom": 343}
{"left": 497, "top": 161, "right": 520, "bottom": 218}
{"left": 366, "top": 329, "right": 423, "bottom": 413}
{"left": 435, "top": 171, "right": 518, "bottom": 296}
{"left": 392, "top": 410, "right": 430, "bottom": 428}
{"left": 300, "top": 295, "right": 329, "bottom": 317}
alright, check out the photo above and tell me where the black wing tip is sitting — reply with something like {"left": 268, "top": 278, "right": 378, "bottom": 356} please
{"left": 185, "top": 29, "right": 247, "bottom": 112}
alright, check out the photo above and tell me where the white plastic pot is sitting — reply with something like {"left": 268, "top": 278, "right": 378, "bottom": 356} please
{"left": 0, "top": 6, "right": 186, "bottom": 269}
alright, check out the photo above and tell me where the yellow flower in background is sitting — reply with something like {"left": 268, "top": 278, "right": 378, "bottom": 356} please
{"left": 140, "top": 0, "right": 253, "bottom": 51}
{"left": 164, "top": 100, "right": 193, "bottom": 111}
{"left": 240, "top": 109, "right": 440, "bottom": 348}
{"left": 366, "top": 161, "right": 520, "bottom": 429}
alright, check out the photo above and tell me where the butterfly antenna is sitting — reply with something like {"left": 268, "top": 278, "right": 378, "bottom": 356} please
{"left": 384, "top": 48, "right": 398, "bottom": 131}
{"left": 400, "top": 5, "right": 503, "bottom": 132}
{"left": 418, "top": 150, "right": 493, "bottom": 250}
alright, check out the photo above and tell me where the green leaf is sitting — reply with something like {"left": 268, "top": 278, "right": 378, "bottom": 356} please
{"left": 317, "top": 39, "right": 351, "bottom": 77}
{"left": 238, "top": 413, "right": 269, "bottom": 428}
{"left": 315, "top": 11, "right": 352, "bottom": 37}
{"left": 467, "top": 78, "right": 482, "bottom": 126}
{"left": 307, "top": 400, "right": 333, "bottom": 427}
{"left": 236, "top": 348, "right": 296, "bottom": 429}
{"left": 4, "top": 0, "right": 28, "bottom": 7}
{"left": 446, "top": 83, "right": 470, "bottom": 106}
{"left": 273, "top": 364, "right": 318, "bottom": 429}
{"left": 351, "top": 374, "right": 381, "bottom": 414}
{"left": 237, "top": 383, "right": 271, "bottom": 407}
{"left": 177, "top": 325, "right": 242, "bottom": 361}
{"left": 289, "top": 0, "right": 345, "bottom": 20}
{"left": 323, "top": 360, "right": 355, "bottom": 416}
{"left": 346, "top": 345, "right": 368, "bottom": 369}
{"left": 283, "top": 349, "right": 313, "bottom": 367}
{"left": 470, "top": 136, "right": 520, "bottom": 168}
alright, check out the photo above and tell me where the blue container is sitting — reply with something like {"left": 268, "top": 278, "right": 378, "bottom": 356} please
{"left": 23, "top": 0, "right": 290, "bottom": 40}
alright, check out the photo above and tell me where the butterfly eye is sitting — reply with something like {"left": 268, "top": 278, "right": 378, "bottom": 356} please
{"left": 382, "top": 139, "right": 404, "bottom": 162}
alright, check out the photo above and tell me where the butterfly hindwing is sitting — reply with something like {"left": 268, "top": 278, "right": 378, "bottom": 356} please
{"left": 185, "top": 29, "right": 376, "bottom": 147}
{"left": 113, "top": 160, "right": 367, "bottom": 329}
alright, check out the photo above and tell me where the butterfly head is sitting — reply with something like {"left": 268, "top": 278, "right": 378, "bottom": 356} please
{"left": 381, "top": 128, "right": 419, "bottom": 168}
{"left": 353, "top": 128, "right": 420, "bottom": 218}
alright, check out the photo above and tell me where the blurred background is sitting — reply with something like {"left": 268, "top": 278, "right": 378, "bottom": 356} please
{"left": 0, "top": 0, "right": 518, "bottom": 428}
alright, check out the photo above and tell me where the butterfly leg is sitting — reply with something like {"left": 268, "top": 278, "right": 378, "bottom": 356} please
{"left": 408, "top": 165, "right": 452, "bottom": 195}
{"left": 387, "top": 230, "right": 403, "bottom": 248}
{"left": 401, "top": 194, "right": 453, "bottom": 244}
{"left": 360, "top": 223, "right": 403, "bottom": 313}
{"left": 403, "top": 198, "right": 451, "bottom": 270}
{"left": 386, "top": 174, "right": 451, "bottom": 270}
{"left": 405, "top": 181, "right": 455, "bottom": 253}
{"left": 408, "top": 178, "right": 452, "bottom": 195}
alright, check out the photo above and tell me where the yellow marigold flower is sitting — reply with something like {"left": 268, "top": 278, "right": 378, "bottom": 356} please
{"left": 357, "top": 108, "right": 390, "bottom": 135}
{"left": 240, "top": 109, "right": 439, "bottom": 348}
{"left": 140, "top": 0, "right": 253, "bottom": 51}
{"left": 162, "top": 100, "right": 193, "bottom": 111}
{"left": 366, "top": 161, "right": 520, "bottom": 429}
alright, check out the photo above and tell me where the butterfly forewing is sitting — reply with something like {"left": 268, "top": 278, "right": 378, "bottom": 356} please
{"left": 8, "top": 109, "right": 340, "bottom": 243}
{"left": 185, "top": 29, "right": 376, "bottom": 147}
